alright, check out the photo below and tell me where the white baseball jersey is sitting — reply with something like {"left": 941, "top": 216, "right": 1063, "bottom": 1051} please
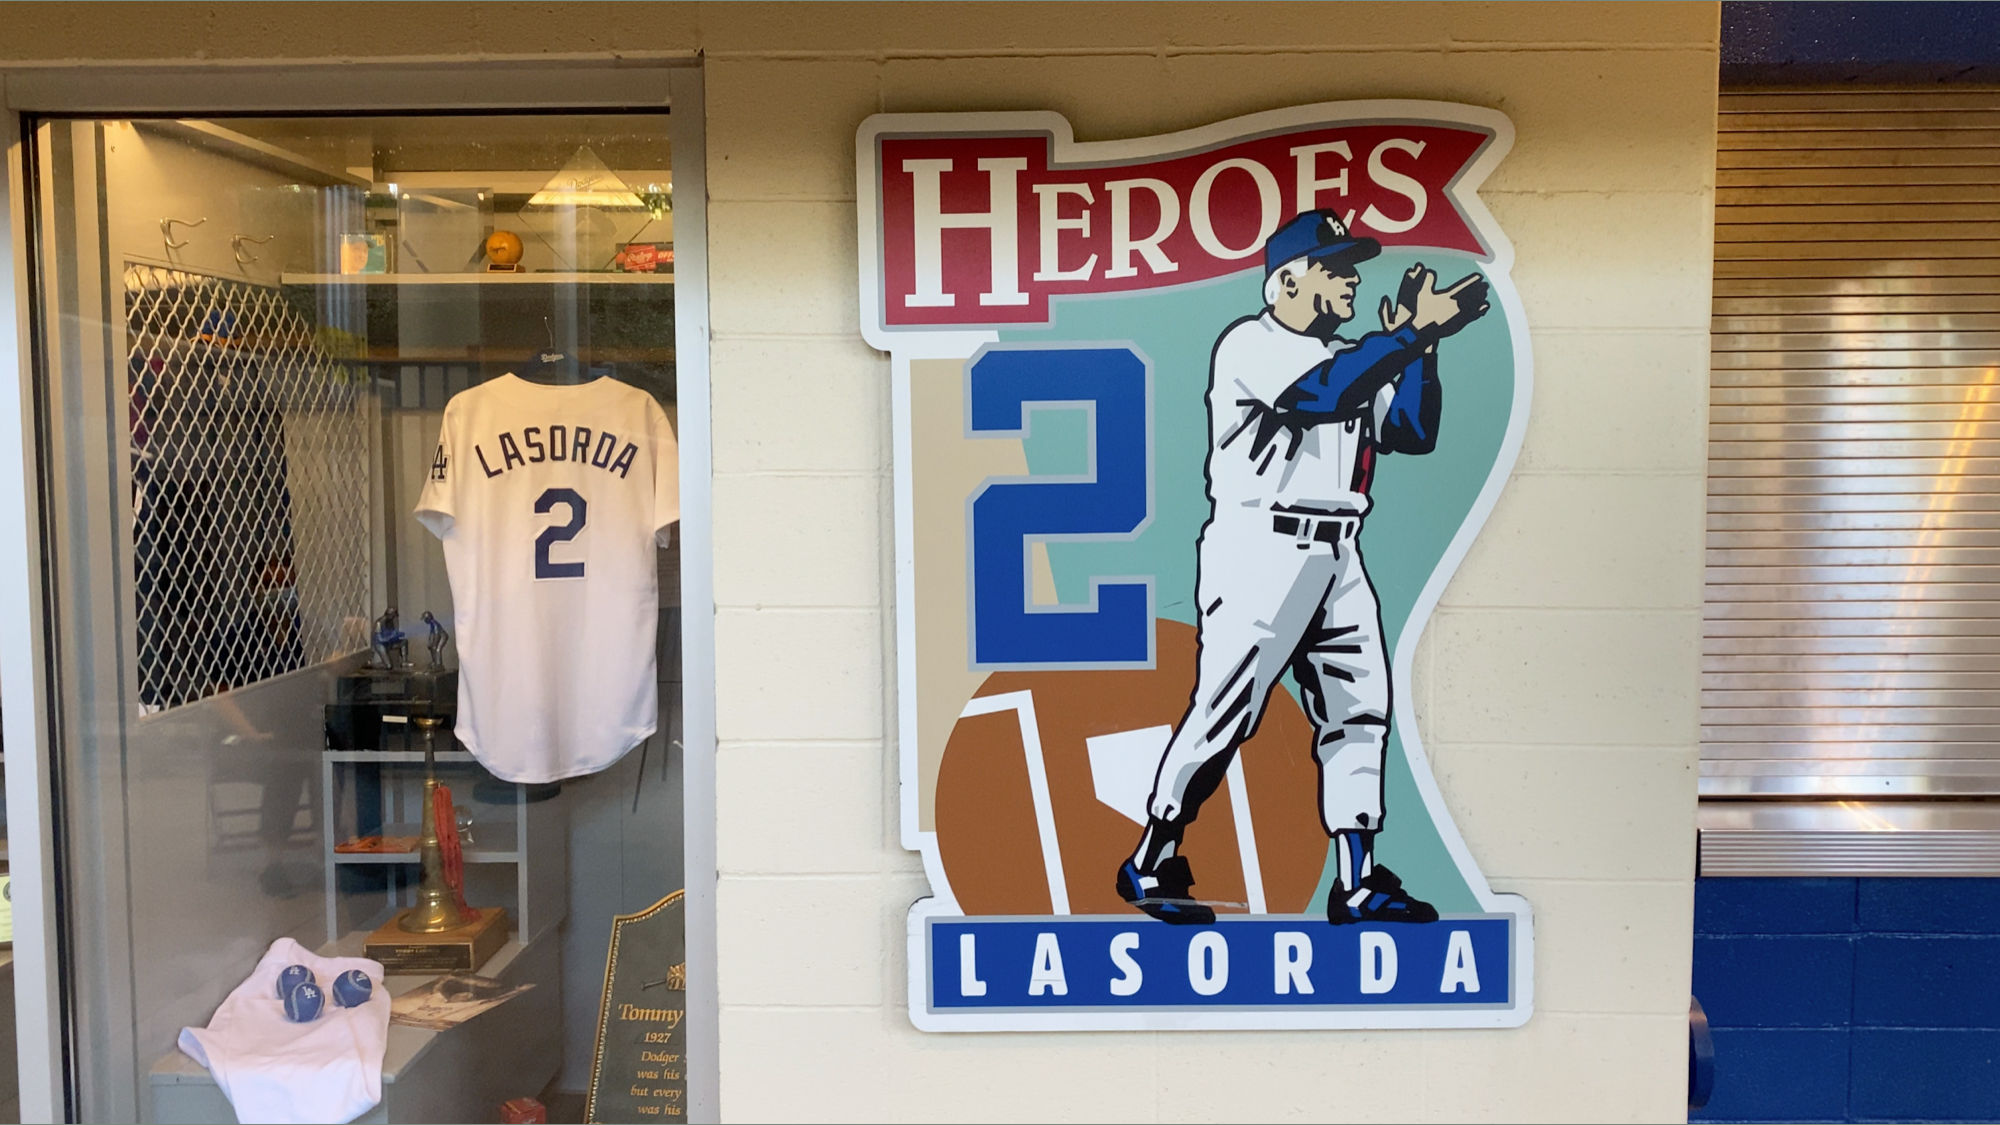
{"left": 415, "top": 373, "right": 680, "bottom": 783}
{"left": 1210, "top": 311, "right": 1402, "bottom": 519}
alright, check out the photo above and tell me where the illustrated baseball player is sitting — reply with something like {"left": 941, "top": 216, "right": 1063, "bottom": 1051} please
{"left": 1118, "top": 209, "right": 1489, "bottom": 926}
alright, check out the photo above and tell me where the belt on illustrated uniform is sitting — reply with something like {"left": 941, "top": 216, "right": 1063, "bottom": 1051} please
{"left": 1273, "top": 513, "right": 1359, "bottom": 546}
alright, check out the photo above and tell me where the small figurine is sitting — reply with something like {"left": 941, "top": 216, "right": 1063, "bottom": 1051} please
{"left": 422, "top": 611, "right": 451, "bottom": 671}
{"left": 371, "top": 607, "right": 410, "bottom": 670}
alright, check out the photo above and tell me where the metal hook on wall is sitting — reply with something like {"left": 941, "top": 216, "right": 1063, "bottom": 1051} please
{"left": 230, "top": 234, "right": 275, "bottom": 266}
{"left": 161, "top": 216, "right": 207, "bottom": 252}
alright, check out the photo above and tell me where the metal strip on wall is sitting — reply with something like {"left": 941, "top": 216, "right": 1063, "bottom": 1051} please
{"left": 1707, "top": 88, "right": 2000, "bottom": 802}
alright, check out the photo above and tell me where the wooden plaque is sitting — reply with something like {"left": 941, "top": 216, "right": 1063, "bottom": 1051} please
{"left": 585, "top": 891, "right": 686, "bottom": 1123}
{"left": 364, "top": 906, "right": 508, "bottom": 974}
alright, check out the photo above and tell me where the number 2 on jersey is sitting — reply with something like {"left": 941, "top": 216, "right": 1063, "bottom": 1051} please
{"left": 534, "top": 487, "right": 588, "bottom": 579}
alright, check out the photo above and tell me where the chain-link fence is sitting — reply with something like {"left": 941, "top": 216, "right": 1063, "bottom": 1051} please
{"left": 125, "top": 264, "right": 373, "bottom": 713}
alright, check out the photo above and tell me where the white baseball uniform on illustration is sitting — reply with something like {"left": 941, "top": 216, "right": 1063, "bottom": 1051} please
{"left": 416, "top": 373, "right": 680, "bottom": 783}
{"left": 1118, "top": 210, "right": 1489, "bottom": 927}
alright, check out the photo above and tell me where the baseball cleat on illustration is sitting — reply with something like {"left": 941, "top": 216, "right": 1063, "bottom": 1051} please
{"left": 1114, "top": 856, "right": 1216, "bottom": 926}
{"left": 1326, "top": 865, "right": 1439, "bottom": 925}
{"left": 1087, "top": 723, "right": 1266, "bottom": 915}
{"left": 1091, "top": 724, "right": 1245, "bottom": 922}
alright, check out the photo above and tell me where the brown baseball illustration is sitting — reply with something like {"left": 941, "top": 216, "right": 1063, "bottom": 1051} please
{"left": 935, "top": 618, "right": 1327, "bottom": 916}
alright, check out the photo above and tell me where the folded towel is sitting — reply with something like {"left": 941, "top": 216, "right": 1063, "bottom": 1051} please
{"left": 178, "top": 937, "right": 389, "bottom": 1124}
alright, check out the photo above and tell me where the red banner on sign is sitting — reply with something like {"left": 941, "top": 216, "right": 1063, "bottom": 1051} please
{"left": 873, "top": 123, "right": 1493, "bottom": 329}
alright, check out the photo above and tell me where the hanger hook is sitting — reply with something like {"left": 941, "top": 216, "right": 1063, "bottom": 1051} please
{"left": 230, "top": 234, "right": 275, "bottom": 266}
{"left": 161, "top": 216, "right": 207, "bottom": 252}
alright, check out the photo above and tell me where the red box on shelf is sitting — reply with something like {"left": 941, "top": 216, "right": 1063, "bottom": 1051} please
{"left": 499, "top": 1095, "right": 547, "bottom": 1123}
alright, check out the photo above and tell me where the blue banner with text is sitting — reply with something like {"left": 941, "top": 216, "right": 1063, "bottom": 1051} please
{"left": 927, "top": 915, "right": 1514, "bottom": 1012}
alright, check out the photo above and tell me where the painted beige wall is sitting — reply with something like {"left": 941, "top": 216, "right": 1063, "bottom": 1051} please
{"left": 703, "top": 7, "right": 1716, "bottom": 1122}
{"left": 2, "top": 3, "right": 1717, "bottom": 1121}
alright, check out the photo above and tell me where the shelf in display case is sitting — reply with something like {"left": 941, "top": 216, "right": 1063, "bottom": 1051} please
{"left": 321, "top": 749, "right": 567, "bottom": 947}
{"left": 332, "top": 818, "right": 521, "bottom": 865}
{"left": 280, "top": 271, "right": 673, "bottom": 286}
{"left": 325, "top": 749, "right": 476, "bottom": 764}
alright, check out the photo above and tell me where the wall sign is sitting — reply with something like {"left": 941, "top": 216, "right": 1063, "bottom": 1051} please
{"left": 586, "top": 891, "right": 687, "bottom": 1121}
{"left": 858, "top": 101, "right": 1533, "bottom": 1031}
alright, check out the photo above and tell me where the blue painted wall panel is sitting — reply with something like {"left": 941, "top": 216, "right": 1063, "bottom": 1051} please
{"left": 1697, "top": 877, "right": 1855, "bottom": 936}
{"left": 1854, "top": 935, "right": 2000, "bottom": 1028}
{"left": 1694, "top": 878, "right": 2000, "bottom": 1123}
{"left": 1691, "top": 1028, "right": 1850, "bottom": 1123}
{"left": 1857, "top": 878, "right": 2000, "bottom": 935}
{"left": 1694, "top": 934, "right": 1854, "bottom": 1029}
{"left": 1851, "top": 1029, "right": 2000, "bottom": 1121}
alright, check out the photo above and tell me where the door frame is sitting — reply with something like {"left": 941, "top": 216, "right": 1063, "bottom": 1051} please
{"left": 0, "top": 58, "right": 719, "bottom": 1124}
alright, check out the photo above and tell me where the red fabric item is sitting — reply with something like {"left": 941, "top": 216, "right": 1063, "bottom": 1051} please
{"left": 434, "top": 783, "right": 471, "bottom": 914}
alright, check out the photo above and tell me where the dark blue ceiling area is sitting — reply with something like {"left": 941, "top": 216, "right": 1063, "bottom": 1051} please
{"left": 1724, "top": 1, "right": 2000, "bottom": 84}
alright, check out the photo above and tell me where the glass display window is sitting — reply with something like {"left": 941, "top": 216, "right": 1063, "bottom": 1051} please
{"left": 21, "top": 109, "right": 698, "bottom": 1124}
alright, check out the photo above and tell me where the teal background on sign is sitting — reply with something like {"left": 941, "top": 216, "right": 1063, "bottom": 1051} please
{"left": 1001, "top": 250, "right": 1518, "bottom": 915}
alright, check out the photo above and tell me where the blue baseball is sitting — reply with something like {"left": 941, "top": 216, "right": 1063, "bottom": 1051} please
{"left": 331, "top": 969, "right": 373, "bottom": 1008}
{"left": 276, "top": 964, "right": 314, "bottom": 1001}
{"left": 282, "top": 980, "right": 325, "bottom": 1023}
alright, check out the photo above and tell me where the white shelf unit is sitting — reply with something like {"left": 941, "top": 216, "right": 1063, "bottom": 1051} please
{"left": 320, "top": 748, "right": 567, "bottom": 947}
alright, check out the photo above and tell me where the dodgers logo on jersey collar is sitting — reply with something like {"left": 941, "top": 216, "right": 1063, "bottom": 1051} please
{"left": 858, "top": 101, "right": 1534, "bottom": 1033}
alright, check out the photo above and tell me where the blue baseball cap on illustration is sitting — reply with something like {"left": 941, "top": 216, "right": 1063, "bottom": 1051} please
{"left": 1263, "top": 210, "right": 1381, "bottom": 277}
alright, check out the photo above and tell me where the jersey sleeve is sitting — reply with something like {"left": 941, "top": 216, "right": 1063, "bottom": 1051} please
{"left": 651, "top": 401, "right": 682, "bottom": 544}
{"left": 1377, "top": 349, "right": 1440, "bottom": 454}
{"left": 1274, "top": 326, "right": 1426, "bottom": 420}
{"left": 1371, "top": 379, "right": 1399, "bottom": 436}
{"left": 1217, "top": 323, "right": 1304, "bottom": 407}
{"left": 413, "top": 406, "right": 458, "bottom": 539}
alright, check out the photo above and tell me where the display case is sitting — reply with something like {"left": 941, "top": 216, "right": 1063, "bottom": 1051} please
{"left": 321, "top": 745, "right": 570, "bottom": 947}
{"left": 22, "top": 110, "right": 690, "bottom": 1123}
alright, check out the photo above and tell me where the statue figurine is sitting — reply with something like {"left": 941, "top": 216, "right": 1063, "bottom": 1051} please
{"left": 371, "top": 607, "right": 410, "bottom": 670}
{"left": 422, "top": 611, "right": 451, "bottom": 671}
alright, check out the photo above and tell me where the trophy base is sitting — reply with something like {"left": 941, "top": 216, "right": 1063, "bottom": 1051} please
{"left": 365, "top": 906, "right": 509, "bottom": 974}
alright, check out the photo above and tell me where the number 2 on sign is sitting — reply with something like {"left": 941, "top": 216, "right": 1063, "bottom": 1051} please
{"left": 965, "top": 346, "right": 1152, "bottom": 668}
{"left": 535, "top": 487, "right": 588, "bottom": 579}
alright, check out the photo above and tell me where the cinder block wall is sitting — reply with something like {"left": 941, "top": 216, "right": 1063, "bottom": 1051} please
{"left": 0, "top": 3, "right": 1720, "bottom": 1121}
{"left": 1694, "top": 878, "right": 2000, "bottom": 1123}
{"left": 701, "top": 6, "right": 1717, "bottom": 1122}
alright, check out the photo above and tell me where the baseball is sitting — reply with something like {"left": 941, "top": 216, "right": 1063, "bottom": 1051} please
{"left": 484, "top": 230, "right": 524, "bottom": 266}
{"left": 275, "top": 964, "right": 314, "bottom": 1001}
{"left": 330, "top": 969, "right": 373, "bottom": 1008}
{"left": 281, "top": 980, "right": 325, "bottom": 1023}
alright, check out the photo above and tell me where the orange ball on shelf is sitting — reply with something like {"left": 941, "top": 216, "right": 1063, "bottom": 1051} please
{"left": 484, "top": 230, "right": 525, "bottom": 266}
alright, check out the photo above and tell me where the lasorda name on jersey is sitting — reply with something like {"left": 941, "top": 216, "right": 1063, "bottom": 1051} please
{"left": 469, "top": 424, "right": 640, "bottom": 481}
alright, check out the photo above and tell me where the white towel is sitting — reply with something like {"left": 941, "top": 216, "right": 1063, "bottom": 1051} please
{"left": 179, "top": 937, "right": 389, "bottom": 1124}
